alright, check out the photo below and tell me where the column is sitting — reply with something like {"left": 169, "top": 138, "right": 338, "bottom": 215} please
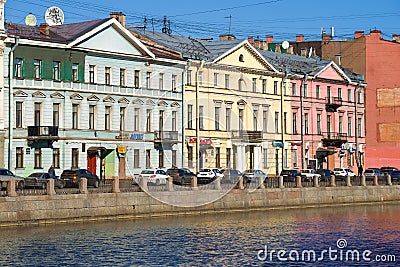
{"left": 253, "top": 145, "right": 262, "bottom": 170}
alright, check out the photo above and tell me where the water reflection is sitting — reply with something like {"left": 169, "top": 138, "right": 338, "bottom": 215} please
{"left": 0, "top": 204, "right": 399, "bottom": 266}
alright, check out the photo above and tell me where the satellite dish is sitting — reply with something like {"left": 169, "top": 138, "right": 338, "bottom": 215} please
{"left": 25, "top": 13, "right": 37, "bottom": 26}
{"left": 281, "top": 40, "right": 290, "bottom": 50}
{"left": 45, "top": 6, "right": 64, "bottom": 26}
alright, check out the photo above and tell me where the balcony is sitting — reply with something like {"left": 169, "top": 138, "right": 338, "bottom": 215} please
{"left": 325, "top": 97, "right": 343, "bottom": 112}
{"left": 27, "top": 126, "right": 59, "bottom": 147}
{"left": 154, "top": 131, "right": 179, "bottom": 150}
{"left": 321, "top": 132, "right": 347, "bottom": 148}
{"left": 231, "top": 130, "right": 262, "bottom": 143}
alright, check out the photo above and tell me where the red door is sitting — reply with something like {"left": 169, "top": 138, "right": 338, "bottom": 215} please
{"left": 87, "top": 152, "right": 97, "bottom": 175}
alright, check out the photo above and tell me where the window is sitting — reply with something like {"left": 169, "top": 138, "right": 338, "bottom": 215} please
{"left": 327, "top": 115, "right": 332, "bottom": 134}
{"left": 159, "top": 73, "right": 164, "bottom": 90}
{"left": 105, "top": 67, "right": 111, "bottom": 85}
{"left": 263, "top": 148, "right": 268, "bottom": 168}
{"left": 348, "top": 117, "right": 352, "bottom": 137}
{"left": 291, "top": 83, "right": 296, "bottom": 96}
{"left": 339, "top": 116, "right": 344, "bottom": 134}
{"left": 16, "top": 101, "right": 23, "bottom": 128}
{"left": 274, "top": 81, "right": 278, "bottom": 94}
{"left": 89, "top": 65, "right": 95, "bottom": 84}
{"left": 146, "top": 72, "right": 151, "bottom": 88}
{"left": 226, "top": 148, "right": 231, "bottom": 168}
{"left": 134, "top": 108, "right": 140, "bottom": 131}
{"left": 72, "top": 148, "right": 79, "bottom": 169}
{"left": 316, "top": 85, "right": 320, "bottom": 98}
{"left": 198, "top": 71, "right": 203, "bottom": 86}
{"left": 199, "top": 106, "right": 204, "bottom": 130}
{"left": 134, "top": 149, "right": 140, "bottom": 168}
{"left": 134, "top": 70, "right": 140, "bottom": 88}
{"left": 357, "top": 90, "right": 362, "bottom": 104}
{"left": 262, "top": 79, "right": 267, "bottom": 94}
{"left": 186, "top": 70, "right": 192, "bottom": 85}
{"left": 34, "top": 102, "right": 41, "bottom": 126}
{"left": 225, "top": 74, "right": 230, "bottom": 88}
{"left": 317, "top": 114, "right": 322, "bottom": 135}
{"left": 89, "top": 105, "right": 95, "bottom": 129}
{"left": 105, "top": 106, "right": 111, "bottom": 130}
{"left": 34, "top": 148, "right": 42, "bottom": 169}
{"left": 238, "top": 79, "right": 244, "bottom": 91}
{"left": 216, "top": 148, "right": 220, "bottom": 168}
{"left": 274, "top": 112, "right": 279, "bottom": 133}
{"left": 327, "top": 86, "right": 331, "bottom": 100}
{"left": 120, "top": 107, "right": 126, "bottom": 132}
{"left": 357, "top": 117, "right": 362, "bottom": 137}
{"left": 188, "top": 104, "right": 193, "bottom": 129}
{"left": 284, "top": 149, "right": 288, "bottom": 169}
{"left": 293, "top": 149, "right": 298, "bottom": 168}
{"left": 263, "top": 110, "right": 268, "bottom": 132}
{"left": 72, "top": 104, "right": 79, "bottom": 129}
{"left": 214, "top": 73, "right": 219, "bottom": 87}
{"left": 53, "top": 148, "right": 60, "bottom": 168}
{"left": 252, "top": 78, "right": 257, "bottom": 92}
{"left": 172, "top": 74, "right": 177, "bottom": 91}
{"left": 146, "top": 109, "right": 152, "bottom": 132}
{"left": 53, "top": 61, "right": 60, "bottom": 80}
{"left": 16, "top": 147, "right": 24, "bottom": 168}
{"left": 253, "top": 110, "right": 258, "bottom": 131}
{"left": 303, "top": 84, "right": 308, "bottom": 97}
{"left": 292, "top": 112, "right": 298, "bottom": 134}
{"left": 226, "top": 108, "right": 231, "bottom": 131}
{"left": 146, "top": 150, "right": 151, "bottom": 169}
{"left": 34, "top": 59, "right": 41, "bottom": 79}
{"left": 348, "top": 89, "right": 352, "bottom": 102}
{"left": 338, "top": 87, "right": 342, "bottom": 99}
{"left": 172, "top": 150, "right": 177, "bottom": 167}
{"left": 188, "top": 146, "right": 193, "bottom": 168}
{"left": 72, "top": 63, "right": 79, "bottom": 82}
{"left": 120, "top": 68, "right": 126, "bottom": 87}
{"left": 172, "top": 111, "right": 177, "bottom": 131}
{"left": 15, "top": 58, "right": 23, "bottom": 78}
{"left": 215, "top": 107, "right": 220, "bottom": 130}
{"left": 159, "top": 150, "right": 164, "bottom": 168}
{"left": 53, "top": 103, "right": 60, "bottom": 127}
{"left": 159, "top": 110, "right": 164, "bottom": 131}
{"left": 283, "top": 112, "right": 287, "bottom": 133}
{"left": 304, "top": 113, "right": 309, "bottom": 135}
{"left": 239, "top": 109, "right": 244, "bottom": 131}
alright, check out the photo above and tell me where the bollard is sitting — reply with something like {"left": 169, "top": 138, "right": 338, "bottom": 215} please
{"left": 361, "top": 175, "right": 366, "bottom": 186}
{"left": 191, "top": 176, "right": 198, "bottom": 191}
{"left": 166, "top": 176, "right": 174, "bottom": 191}
{"left": 258, "top": 176, "right": 265, "bottom": 189}
{"left": 79, "top": 178, "right": 88, "bottom": 194}
{"left": 313, "top": 175, "right": 319, "bottom": 188}
{"left": 279, "top": 176, "right": 284, "bottom": 189}
{"left": 112, "top": 178, "right": 120, "bottom": 193}
{"left": 47, "top": 179, "right": 56, "bottom": 195}
{"left": 140, "top": 176, "right": 148, "bottom": 191}
{"left": 238, "top": 176, "right": 244, "bottom": 190}
{"left": 296, "top": 176, "right": 302, "bottom": 188}
{"left": 346, "top": 175, "right": 352, "bottom": 187}
{"left": 387, "top": 174, "right": 392, "bottom": 186}
{"left": 330, "top": 175, "right": 336, "bottom": 187}
{"left": 6, "top": 180, "right": 18, "bottom": 197}
{"left": 373, "top": 174, "right": 379, "bottom": 186}
{"left": 214, "top": 177, "right": 222, "bottom": 190}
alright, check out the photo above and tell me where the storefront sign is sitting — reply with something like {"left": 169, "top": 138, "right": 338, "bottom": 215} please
{"left": 272, "top": 141, "right": 284, "bottom": 147}
{"left": 117, "top": 145, "right": 126, "bottom": 154}
{"left": 130, "top": 133, "right": 144, "bottom": 140}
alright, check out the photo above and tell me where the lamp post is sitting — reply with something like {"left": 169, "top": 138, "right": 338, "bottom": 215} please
{"left": 194, "top": 60, "right": 204, "bottom": 173}
{"left": 354, "top": 83, "right": 362, "bottom": 167}
{"left": 300, "top": 73, "right": 308, "bottom": 170}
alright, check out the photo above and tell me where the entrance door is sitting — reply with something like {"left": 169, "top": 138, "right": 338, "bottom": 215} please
{"left": 87, "top": 151, "right": 97, "bottom": 174}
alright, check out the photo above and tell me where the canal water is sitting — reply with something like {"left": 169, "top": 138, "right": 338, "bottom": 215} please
{"left": 0, "top": 204, "right": 399, "bottom": 266}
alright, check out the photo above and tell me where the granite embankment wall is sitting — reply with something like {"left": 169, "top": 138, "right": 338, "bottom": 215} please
{"left": 1, "top": 185, "right": 400, "bottom": 226}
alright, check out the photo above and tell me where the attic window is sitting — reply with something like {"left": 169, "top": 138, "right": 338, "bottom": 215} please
{"left": 239, "top": 54, "right": 244, "bottom": 62}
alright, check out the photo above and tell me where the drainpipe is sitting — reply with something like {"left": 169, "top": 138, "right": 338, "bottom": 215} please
{"left": 300, "top": 73, "right": 308, "bottom": 170}
{"left": 8, "top": 37, "right": 19, "bottom": 171}
{"left": 281, "top": 70, "right": 288, "bottom": 171}
{"left": 195, "top": 60, "right": 204, "bottom": 173}
{"left": 181, "top": 69, "right": 185, "bottom": 168}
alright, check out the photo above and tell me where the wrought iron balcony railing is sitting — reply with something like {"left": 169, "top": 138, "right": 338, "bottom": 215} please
{"left": 27, "top": 126, "right": 59, "bottom": 138}
{"left": 154, "top": 131, "right": 179, "bottom": 142}
{"left": 325, "top": 97, "right": 343, "bottom": 112}
{"left": 231, "top": 130, "right": 262, "bottom": 143}
{"left": 321, "top": 132, "right": 347, "bottom": 148}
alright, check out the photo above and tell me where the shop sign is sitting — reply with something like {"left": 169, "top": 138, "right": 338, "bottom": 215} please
{"left": 117, "top": 145, "right": 126, "bottom": 154}
{"left": 272, "top": 141, "right": 284, "bottom": 147}
{"left": 130, "top": 133, "right": 144, "bottom": 140}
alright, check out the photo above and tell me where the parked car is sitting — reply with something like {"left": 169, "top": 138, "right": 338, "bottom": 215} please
{"left": 197, "top": 168, "right": 223, "bottom": 184}
{"left": 391, "top": 170, "right": 400, "bottom": 182}
{"left": 139, "top": 169, "right": 169, "bottom": 185}
{"left": 242, "top": 169, "right": 267, "bottom": 184}
{"left": 60, "top": 169, "right": 100, "bottom": 188}
{"left": 301, "top": 169, "right": 321, "bottom": 182}
{"left": 24, "top": 172, "right": 65, "bottom": 189}
{"left": 222, "top": 169, "right": 243, "bottom": 183}
{"left": 380, "top": 166, "right": 398, "bottom": 176}
{"left": 280, "top": 169, "right": 302, "bottom": 183}
{"left": 364, "top": 168, "right": 385, "bottom": 181}
{"left": 316, "top": 169, "right": 334, "bottom": 182}
{"left": 0, "top": 168, "right": 24, "bottom": 190}
{"left": 333, "top": 168, "right": 356, "bottom": 181}
{"left": 166, "top": 168, "right": 195, "bottom": 186}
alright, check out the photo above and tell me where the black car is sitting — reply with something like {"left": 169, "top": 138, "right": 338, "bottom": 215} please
{"left": 380, "top": 166, "right": 398, "bottom": 176}
{"left": 280, "top": 169, "right": 302, "bottom": 183}
{"left": 222, "top": 169, "right": 243, "bottom": 184}
{"left": 316, "top": 169, "right": 334, "bottom": 182}
{"left": 60, "top": 169, "right": 100, "bottom": 188}
{"left": 24, "top": 172, "right": 66, "bottom": 189}
{"left": 166, "top": 168, "right": 195, "bottom": 186}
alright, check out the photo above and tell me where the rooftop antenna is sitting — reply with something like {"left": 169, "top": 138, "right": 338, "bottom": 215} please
{"left": 225, "top": 15, "right": 232, "bottom": 35}
{"left": 143, "top": 17, "right": 147, "bottom": 33}
{"left": 151, "top": 18, "right": 154, "bottom": 33}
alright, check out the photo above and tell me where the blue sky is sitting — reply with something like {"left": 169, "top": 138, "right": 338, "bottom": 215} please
{"left": 5, "top": 0, "right": 400, "bottom": 42}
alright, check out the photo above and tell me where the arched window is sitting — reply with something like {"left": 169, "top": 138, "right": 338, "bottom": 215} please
{"left": 239, "top": 54, "right": 244, "bottom": 62}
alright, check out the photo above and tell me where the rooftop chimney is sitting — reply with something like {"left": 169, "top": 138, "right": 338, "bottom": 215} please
{"left": 254, "top": 39, "right": 261, "bottom": 49}
{"left": 40, "top": 23, "right": 49, "bottom": 36}
{"left": 248, "top": 36, "right": 253, "bottom": 44}
{"left": 370, "top": 30, "right": 382, "bottom": 40}
{"left": 110, "top": 12, "right": 126, "bottom": 27}
{"left": 334, "top": 54, "right": 341, "bottom": 66}
{"left": 322, "top": 34, "right": 331, "bottom": 42}
{"left": 354, "top": 31, "right": 364, "bottom": 39}
{"left": 296, "top": 35, "right": 304, "bottom": 42}
{"left": 393, "top": 34, "right": 400, "bottom": 43}
{"left": 300, "top": 48, "right": 308, "bottom": 57}
{"left": 219, "top": 34, "right": 236, "bottom": 41}
{"left": 265, "top": 35, "right": 273, "bottom": 43}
